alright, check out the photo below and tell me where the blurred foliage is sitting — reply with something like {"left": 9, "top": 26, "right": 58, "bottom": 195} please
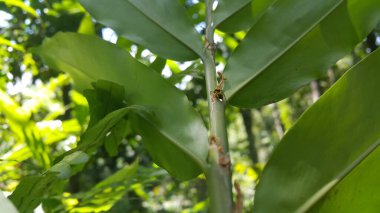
{"left": 0, "top": 0, "right": 379, "bottom": 212}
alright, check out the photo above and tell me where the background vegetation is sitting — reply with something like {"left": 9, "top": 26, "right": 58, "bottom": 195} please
{"left": 0, "top": 0, "right": 379, "bottom": 212}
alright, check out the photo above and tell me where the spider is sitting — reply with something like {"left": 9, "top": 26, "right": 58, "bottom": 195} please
{"left": 211, "top": 72, "right": 226, "bottom": 102}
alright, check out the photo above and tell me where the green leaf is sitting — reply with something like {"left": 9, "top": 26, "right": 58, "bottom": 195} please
{"left": 310, "top": 143, "right": 380, "bottom": 212}
{"left": 79, "top": 0, "right": 203, "bottom": 61}
{"left": 77, "top": 13, "right": 95, "bottom": 35}
{"left": 224, "top": 0, "right": 380, "bottom": 108}
{"left": 253, "top": 48, "right": 380, "bottom": 212}
{"left": 0, "top": 0, "right": 38, "bottom": 18}
{"left": 214, "top": 0, "right": 252, "bottom": 33}
{"left": 214, "top": 0, "right": 250, "bottom": 26}
{"left": 104, "top": 118, "right": 130, "bottom": 157}
{"left": 49, "top": 151, "right": 89, "bottom": 179}
{"left": 33, "top": 33, "right": 208, "bottom": 180}
{"left": 70, "top": 161, "right": 138, "bottom": 212}
{"left": 9, "top": 174, "right": 56, "bottom": 213}
{"left": 83, "top": 80, "right": 130, "bottom": 156}
{"left": 149, "top": 57, "right": 167, "bottom": 74}
{"left": 214, "top": 0, "right": 277, "bottom": 33}
{"left": 83, "top": 80, "right": 125, "bottom": 128}
{"left": 77, "top": 106, "right": 149, "bottom": 153}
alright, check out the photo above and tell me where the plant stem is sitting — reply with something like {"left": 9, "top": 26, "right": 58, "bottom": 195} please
{"left": 202, "top": 0, "right": 233, "bottom": 212}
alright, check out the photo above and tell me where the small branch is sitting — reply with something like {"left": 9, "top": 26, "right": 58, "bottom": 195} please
{"left": 240, "top": 109, "right": 259, "bottom": 164}
{"left": 233, "top": 181, "right": 244, "bottom": 213}
{"left": 271, "top": 104, "right": 284, "bottom": 139}
{"left": 310, "top": 80, "right": 321, "bottom": 103}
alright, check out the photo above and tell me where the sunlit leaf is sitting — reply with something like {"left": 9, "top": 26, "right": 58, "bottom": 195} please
{"left": 0, "top": 0, "right": 38, "bottom": 18}
{"left": 0, "top": 37, "right": 25, "bottom": 52}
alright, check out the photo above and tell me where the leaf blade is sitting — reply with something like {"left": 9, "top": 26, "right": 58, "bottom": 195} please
{"left": 253, "top": 48, "right": 380, "bottom": 212}
{"left": 33, "top": 33, "right": 208, "bottom": 180}
{"left": 224, "top": 0, "right": 380, "bottom": 108}
{"left": 79, "top": 0, "right": 203, "bottom": 61}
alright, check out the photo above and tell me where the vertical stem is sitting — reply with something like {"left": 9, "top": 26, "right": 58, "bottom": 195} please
{"left": 202, "top": 0, "right": 233, "bottom": 212}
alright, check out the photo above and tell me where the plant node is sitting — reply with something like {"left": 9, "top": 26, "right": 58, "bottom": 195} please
{"left": 210, "top": 72, "right": 226, "bottom": 102}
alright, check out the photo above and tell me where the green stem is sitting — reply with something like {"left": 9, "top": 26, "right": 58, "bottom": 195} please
{"left": 202, "top": 0, "right": 233, "bottom": 212}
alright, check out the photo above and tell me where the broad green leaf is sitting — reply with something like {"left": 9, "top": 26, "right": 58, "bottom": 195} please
{"left": 79, "top": 0, "right": 203, "bottom": 61}
{"left": 224, "top": 0, "right": 380, "bottom": 108}
{"left": 33, "top": 33, "right": 208, "bottom": 180}
{"left": 0, "top": 192, "right": 18, "bottom": 213}
{"left": 310, "top": 143, "right": 380, "bottom": 212}
{"left": 253, "top": 48, "right": 380, "bottom": 212}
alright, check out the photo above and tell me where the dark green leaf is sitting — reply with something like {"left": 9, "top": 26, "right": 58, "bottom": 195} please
{"left": 77, "top": 106, "right": 149, "bottom": 153}
{"left": 84, "top": 80, "right": 125, "bottom": 128}
{"left": 214, "top": 0, "right": 251, "bottom": 29}
{"left": 49, "top": 151, "right": 89, "bottom": 179}
{"left": 104, "top": 119, "right": 130, "bottom": 157}
{"left": 254, "top": 48, "right": 380, "bottom": 212}
{"left": 224, "top": 0, "right": 380, "bottom": 108}
{"left": 149, "top": 57, "right": 167, "bottom": 74}
{"left": 9, "top": 174, "right": 56, "bottom": 213}
{"left": 79, "top": 0, "right": 203, "bottom": 61}
{"left": 33, "top": 33, "right": 208, "bottom": 180}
